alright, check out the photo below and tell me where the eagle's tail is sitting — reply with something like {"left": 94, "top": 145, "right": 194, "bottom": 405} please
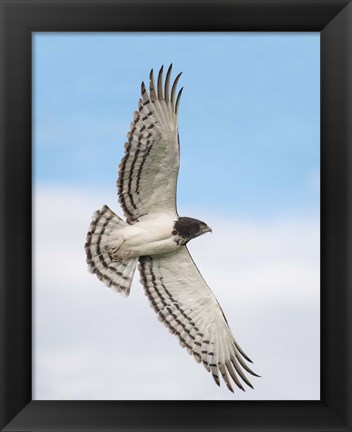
{"left": 85, "top": 205, "right": 138, "bottom": 296}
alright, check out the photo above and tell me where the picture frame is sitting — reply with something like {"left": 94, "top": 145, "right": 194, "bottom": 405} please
{"left": 1, "top": 0, "right": 351, "bottom": 430}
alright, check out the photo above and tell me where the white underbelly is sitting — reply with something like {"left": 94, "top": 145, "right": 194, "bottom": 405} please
{"left": 115, "top": 214, "right": 179, "bottom": 259}
{"left": 125, "top": 237, "right": 179, "bottom": 257}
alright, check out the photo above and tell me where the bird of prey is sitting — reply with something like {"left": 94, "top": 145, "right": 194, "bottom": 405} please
{"left": 85, "top": 65, "right": 258, "bottom": 393}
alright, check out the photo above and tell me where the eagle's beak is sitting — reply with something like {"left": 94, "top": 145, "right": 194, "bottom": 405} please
{"left": 204, "top": 226, "right": 212, "bottom": 234}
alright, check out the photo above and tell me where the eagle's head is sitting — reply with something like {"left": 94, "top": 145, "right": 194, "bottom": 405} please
{"left": 173, "top": 217, "right": 212, "bottom": 245}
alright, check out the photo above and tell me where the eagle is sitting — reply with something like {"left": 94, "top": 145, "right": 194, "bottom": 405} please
{"left": 85, "top": 65, "right": 258, "bottom": 393}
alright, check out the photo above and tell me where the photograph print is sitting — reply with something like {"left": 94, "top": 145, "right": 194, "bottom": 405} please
{"left": 33, "top": 32, "right": 320, "bottom": 400}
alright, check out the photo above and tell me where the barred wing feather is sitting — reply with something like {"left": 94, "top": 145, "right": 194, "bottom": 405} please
{"left": 117, "top": 65, "right": 182, "bottom": 223}
{"left": 138, "top": 247, "right": 258, "bottom": 392}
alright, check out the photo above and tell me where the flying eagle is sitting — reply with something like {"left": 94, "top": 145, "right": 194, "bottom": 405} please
{"left": 85, "top": 65, "right": 258, "bottom": 393}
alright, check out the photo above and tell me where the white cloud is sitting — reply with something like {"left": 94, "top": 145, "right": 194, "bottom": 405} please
{"left": 33, "top": 185, "right": 320, "bottom": 400}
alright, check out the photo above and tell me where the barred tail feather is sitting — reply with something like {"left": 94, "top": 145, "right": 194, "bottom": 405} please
{"left": 85, "top": 205, "right": 138, "bottom": 296}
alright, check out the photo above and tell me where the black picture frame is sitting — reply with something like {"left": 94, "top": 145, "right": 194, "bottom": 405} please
{"left": 1, "top": 0, "right": 351, "bottom": 431}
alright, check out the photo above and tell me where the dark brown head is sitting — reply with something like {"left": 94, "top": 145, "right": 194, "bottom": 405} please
{"left": 172, "top": 217, "right": 212, "bottom": 245}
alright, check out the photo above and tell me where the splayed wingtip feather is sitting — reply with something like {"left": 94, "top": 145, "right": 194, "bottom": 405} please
{"left": 175, "top": 87, "right": 183, "bottom": 115}
{"left": 157, "top": 65, "right": 164, "bottom": 100}
{"left": 149, "top": 69, "right": 157, "bottom": 101}
{"left": 164, "top": 64, "right": 173, "bottom": 102}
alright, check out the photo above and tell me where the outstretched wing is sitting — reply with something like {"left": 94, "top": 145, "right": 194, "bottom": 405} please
{"left": 138, "top": 248, "right": 259, "bottom": 393}
{"left": 117, "top": 65, "right": 183, "bottom": 223}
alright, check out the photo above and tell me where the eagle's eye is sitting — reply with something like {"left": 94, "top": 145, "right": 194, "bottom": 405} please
{"left": 199, "top": 223, "right": 206, "bottom": 230}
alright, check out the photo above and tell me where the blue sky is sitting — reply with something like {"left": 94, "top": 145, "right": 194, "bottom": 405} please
{"left": 33, "top": 33, "right": 319, "bottom": 219}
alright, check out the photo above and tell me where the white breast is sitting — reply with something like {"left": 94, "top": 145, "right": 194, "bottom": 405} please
{"left": 117, "top": 213, "right": 179, "bottom": 258}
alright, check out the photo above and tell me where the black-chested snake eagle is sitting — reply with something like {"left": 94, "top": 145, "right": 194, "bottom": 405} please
{"left": 85, "top": 65, "right": 258, "bottom": 393}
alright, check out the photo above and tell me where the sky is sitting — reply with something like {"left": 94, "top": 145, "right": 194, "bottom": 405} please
{"left": 33, "top": 33, "right": 320, "bottom": 400}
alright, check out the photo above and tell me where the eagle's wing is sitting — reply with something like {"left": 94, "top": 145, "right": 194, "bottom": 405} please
{"left": 138, "top": 247, "right": 259, "bottom": 392}
{"left": 117, "top": 65, "right": 182, "bottom": 223}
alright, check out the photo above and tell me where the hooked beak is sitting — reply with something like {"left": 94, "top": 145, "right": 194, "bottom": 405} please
{"left": 193, "top": 225, "right": 212, "bottom": 240}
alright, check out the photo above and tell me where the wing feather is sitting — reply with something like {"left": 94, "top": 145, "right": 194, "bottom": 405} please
{"left": 138, "top": 247, "right": 257, "bottom": 392}
{"left": 164, "top": 64, "right": 172, "bottom": 103}
{"left": 117, "top": 65, "right": 181, "bottom": 222}
{"left": 157, "top": 65, "right": 164, "bottom": 100}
